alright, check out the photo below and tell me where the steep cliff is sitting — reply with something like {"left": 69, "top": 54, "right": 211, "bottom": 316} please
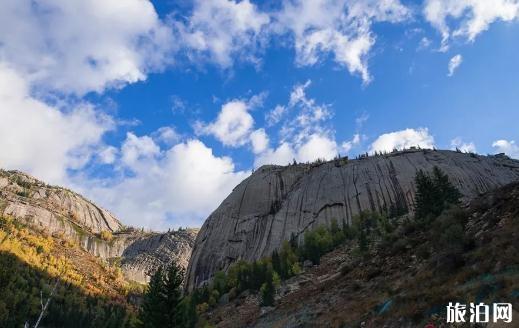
{"left": 200, "top": 181, "right": 519, "bottom": 327}
{"left": 186, "top": 149, "right": 519, "bottom": 290}
{"left": 0, "top": 169, "right": 197, "bottom": 283}
{"left": 121, "top": 228, "right": 199, "bottom": 282}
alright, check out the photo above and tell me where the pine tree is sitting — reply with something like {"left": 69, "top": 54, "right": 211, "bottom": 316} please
{"left": 163, "top": 262, "right": 184, "bottom": 327}
{"left": 139, "top": 263, "right": 185, "bottom": 328}
{"left": 178, "top": 295, "right": 197, "bottom": 328}
{"left": 414, "top": 169, "right": 438, "bottom": 220}
{"left": 432, "top": 166, "right": 461, "bottom": 206}
{"left": 271, "top": 249, "right": 281, "bottom": 277}
{"left": 139, "top": 267, "right": 166, "bottom": 328}
{"left": 260, "top": 269, "right": 275, "bottom": 306}
{"left": 414, "top": 167, "right": 462, "bottom": 222}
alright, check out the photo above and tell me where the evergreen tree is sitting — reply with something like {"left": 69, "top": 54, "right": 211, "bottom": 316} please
{"left": 271, "top": 249, "right": 281, "bottom": 277}
{"left": 279, "top": 240, "right": 298, "bottom": 279}
{"left": 139, "top": 263, "right": 186, "bottom": 328}
{"left": 414, "top": 169, "right": 439, "bottom": 220}
{"left": 177, "top": 296, "right": 197, "bottom": 328}
{"left": 432, "top": 166, "right": 461, "bottom": 206}
{"left": 260, "top": 269, "right": 275, "bottom": 306}
{"left": 414, "top": 167, "right": 462, "bottom": 221}
{"left": 139, "top": 267, "right": 166, "bottom": 328}
{"left": 163, "top": 262, "right": 184, "bottom": 327}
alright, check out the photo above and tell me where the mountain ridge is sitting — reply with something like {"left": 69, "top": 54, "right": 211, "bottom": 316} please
{"left": 0, "top": 169, "right": 197, "bottom": 283}
{"left": 186, "top": 149, "right": 519, "bottom": 290}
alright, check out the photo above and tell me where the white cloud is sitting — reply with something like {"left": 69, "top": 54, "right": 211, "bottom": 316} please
{"left": 266, "top": 105, "right": 288, "bottom": 126}
{"left": 448, "top": 54, "right": 463, "bottom": 76}
{"left": 0, "top": 65, "right": 113, "bottom": 184}
{"left": 174, "top": 0, "right": 270, "bottom": 67}
{"left": 169, "top": 0, "right": 411, "bottom": 81}
{"left": 250, "top": 129, "right": 269, "bottom": 154}
{"left": 98, "top": 146, "right": 118, "bottom": 165}
{"left": 196, "top": 100, "right": 254, "bottom": 147}
{"left": 82, "top": 138, "right": 249, "bottom": 230}
{"left": 341, "top": 134, "right": 361, "bottom": 153}
{"left": 296, "top": 134, "right": 338, "bottom": 162}
{"left": 369, "top": 128, "right": 435, "bottom": 153}
{"left": 0, "top": 0, "right": 173, "bottom": 95}
{"left": 153, "top": 127, "right": 180, "bottom": 146}
{"left": 280, "top": 80, "right": 332, "bottom": 145}
{"left": 492, "top": 139, "right": 519, "bottom": 158}
{"left": 120, "top": 133, "right": 161, "bottom": 167}
{"left": 254, "top": 133, "right": 339, "bottom": 167}
{"left": 355, "top": 112, "right": 370, "bottom": 128}
{"left": 254, "top": 143, "right": 296, "bottom": 167}
{"left": 450, "top": 137, "right": 476, "bottom": 153}
{"left": 276, "top": 0, "right": 410, "bottom": 83}
{"left": 254, "top": 81, "right": 341, "bottom": 166}
{"left": 418, "top": 36, "right": 432, "bottom": 50}
{"left": 424, "top": 0, "right": 519, "bottom": 50}
{"left": 171, "top": 95, "right": 187, "bottom": 113}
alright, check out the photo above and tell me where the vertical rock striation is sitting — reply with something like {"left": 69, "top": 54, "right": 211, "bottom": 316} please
{"left": 186, "top": 150, "right": 519, "bottom": 290}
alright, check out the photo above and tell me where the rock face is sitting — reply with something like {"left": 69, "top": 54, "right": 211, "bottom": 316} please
{"left": 186, "top": 149, "right": 519, "bottom": 290}
{"left": 0, "top": 169, "right": 197, "bottom": 283}
{"left": 0, "top": 170, "right": 122, "bottom": 236}
{"left": 121, "top": 229, "right": 199, "bottom": 282}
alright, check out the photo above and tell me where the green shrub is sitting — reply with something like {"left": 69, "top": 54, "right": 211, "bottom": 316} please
{"left": 99, "top": 230, "right": 113, "bottom": 242}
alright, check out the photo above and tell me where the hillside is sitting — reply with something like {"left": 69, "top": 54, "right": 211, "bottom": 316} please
{"left": 0, "top": 169, "right": 197, "bottom": 284}
{"left": 199, "top": 181, "right": 519, "bottom": 327}
{"left": 186, "top": 149, "right": 519, "bottom": 290}
{"left": 0, "top": 215, "right": 139, "bottom": 327}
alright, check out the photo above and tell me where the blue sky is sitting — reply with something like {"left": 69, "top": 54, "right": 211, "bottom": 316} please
{"left": 0, "top": 0, "right": 518, "bottom": 230}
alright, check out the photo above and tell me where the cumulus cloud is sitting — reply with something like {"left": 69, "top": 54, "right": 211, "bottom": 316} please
{"left": 448, "top": 54, "right": 463, "bottom": 76}
{"left": 0, "top": 0, "right": 173, "bottom": 95}
{"left": 81, "top": 138, "right": 249, "bottom": 230}
{"left": 0, "top": 65, "right": 113, "bottom": 184}
{"left": 369, "top": 128, "right": 435, "bottom": 153}
{"left": 173, "top": 0, "right": 270, "bottom": 67}
{"left": 492, "top": 139, "right": 519, "bottom": 158}
{"left": 296, "top": 134, "right": 338, "bottom": 162}
{"left": 196, "top": 100, "right": 254, "bottom": 147}
{"left": 424, "top": 0, "right": 519, "bottom": 50}
{"left": 276, "top": 0, "right": 410, "bottom": 83}
{"left": 254, "top": 143, "right": 296, "bottom": 167}
{"left": 450, "top": 137, "right": 476, "bottom": 153}
{"left": 120, "top": 133, "right": 161, "bottom": 167}
{"left": 254, "top": 133, "right": 339, "bottom": 167}
{"left": 250, "top": 129, "right": 269, "bottom": 154}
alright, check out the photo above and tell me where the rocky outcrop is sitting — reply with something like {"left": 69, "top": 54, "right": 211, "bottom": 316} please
{"left": 0, "top": 169, "right": 197, "bottom": 283}
{"left": 121, "top": 229, "right": 198, "bottom": 282}
{"left": 186, "top": 149, "right": 519, "bottom": 290}
{"left": 0, "top": 170, "right": 122, "bottom": 236}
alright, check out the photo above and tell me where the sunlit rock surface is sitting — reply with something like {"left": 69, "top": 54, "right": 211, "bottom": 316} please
{"left": 186, "top": 149, "right": 519, "bottom": 290}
